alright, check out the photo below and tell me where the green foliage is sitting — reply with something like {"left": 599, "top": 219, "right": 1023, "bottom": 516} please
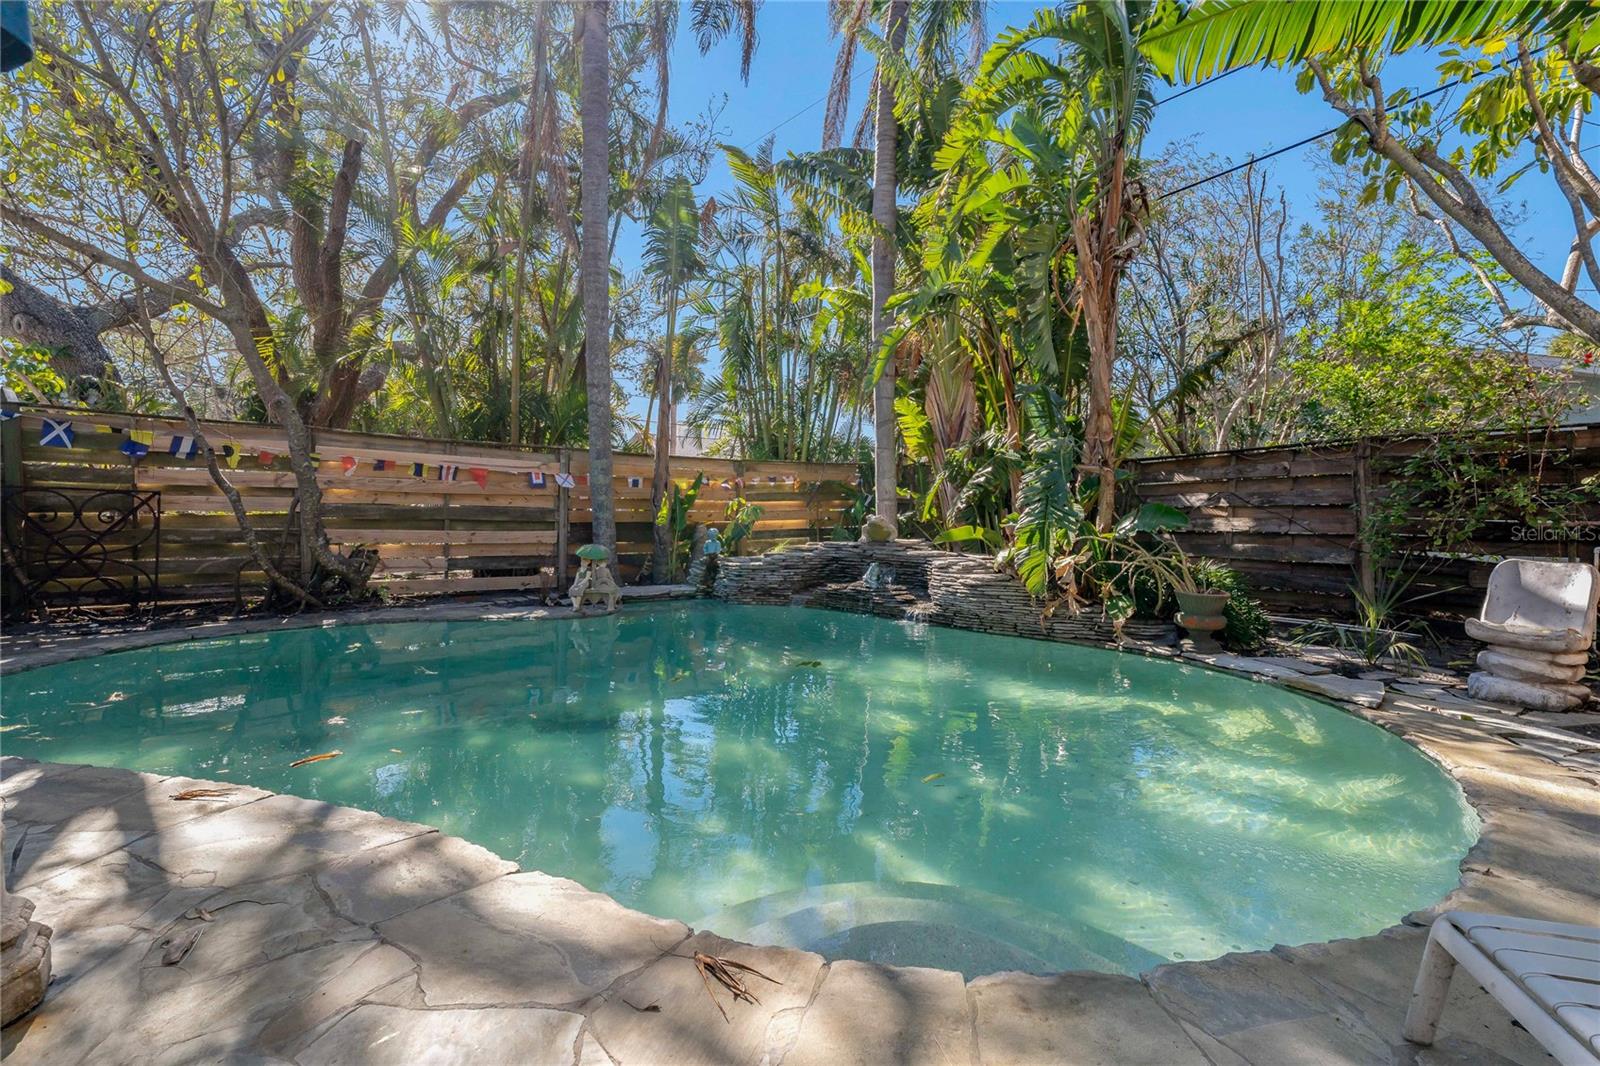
{"left": 0, "top": 345, "right": 68, "bottom": 403}
{"left": 1140, "top": 2, "right": 1594, "bottom": 83}
{"left": 654, "top": 473, "right": 705, "bottom": 581}
{"left": 643, "top": 177, "right": 706, "bottom": 297}
{"left": 1292, "top": 242, "right": 1566, "bottom": 439}
{"left": 1192, "top": 561, "right": 1272, "bottom": 651}
{"left": 999, "top": 431, "right": 1083, "bottom": 598}
{"left": 1293, "top": 571, "right": 1429, "bottom": 667}
{"left": 722, "top": 496, "right": 764, "bottom": 555}
{"left": 1365, "top": 432, "right": 1599, "bottom": 563}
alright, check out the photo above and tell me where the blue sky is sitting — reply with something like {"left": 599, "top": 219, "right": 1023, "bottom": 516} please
{"left": 621, "top": 0, "right": 1575, "bottom": 288}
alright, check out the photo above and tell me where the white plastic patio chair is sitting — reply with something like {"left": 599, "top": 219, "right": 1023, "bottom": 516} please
{"left": 1404, "top": 912, "right": 1600, "bottom": 1066}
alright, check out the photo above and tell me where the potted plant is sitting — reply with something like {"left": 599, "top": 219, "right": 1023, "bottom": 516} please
{"left": 1171, "top": 574, "right": 1231, "bottom": 651}
{"left": 1101, "top": 532, "right": 1230, "bottom": 650}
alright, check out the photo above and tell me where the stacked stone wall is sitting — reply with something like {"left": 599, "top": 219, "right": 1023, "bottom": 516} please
{"left": 712, "top": 540, "right": 1176, "bottom": 647}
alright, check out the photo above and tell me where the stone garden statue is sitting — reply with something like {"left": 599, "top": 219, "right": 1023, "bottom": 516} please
{"left": 703, "top": 527, "right": 723, "bottom": 557}
{"left": 1466, "top": 558, "right": 1596, "bottom": 712}
{"left": 1, "top": 804, "right": 52, "bottom": 1027}
{"left": 568, "top": 544, "right": 620, "bottom": 614}
{"left": 859, "top": 514, "right": 896, "bottom": 543}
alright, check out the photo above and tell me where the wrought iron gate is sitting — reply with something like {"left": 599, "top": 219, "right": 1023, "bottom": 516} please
{"left": 1, "top": 488, "right": 161, "bottom": 613}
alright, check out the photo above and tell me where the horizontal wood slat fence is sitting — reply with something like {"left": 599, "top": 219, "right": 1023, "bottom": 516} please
{"left": 0, "top": 405, "right": 859, "bottom": 606}
{"left": 1129, "top": 423, "right": 1600, "bottom": 619}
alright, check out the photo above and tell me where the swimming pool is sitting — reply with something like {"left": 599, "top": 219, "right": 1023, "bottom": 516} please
{"left": 0, "top": 602, "right": 1477, "bottom": 977}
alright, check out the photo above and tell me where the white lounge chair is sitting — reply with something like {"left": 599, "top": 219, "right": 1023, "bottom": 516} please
{"left": 1404, "top": 911, "right": 1600, "bottom": 1065}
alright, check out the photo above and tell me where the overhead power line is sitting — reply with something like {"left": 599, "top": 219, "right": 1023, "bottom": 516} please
{"left": 1157, "top": 47, "right": 1549, "bottom": 203}
{"left": 1152, "top": 64, "right": 1245, "bottom": 105}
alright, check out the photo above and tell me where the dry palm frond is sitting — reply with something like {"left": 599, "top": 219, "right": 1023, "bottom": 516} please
{"left": 289, "top": 750, "right": 342, "bottom": 768}
{"left": 691, "top": 951, "right": 782, "bottom": 1023}
{"left": 170, "top": 787, "right": 233, "bottom": 801}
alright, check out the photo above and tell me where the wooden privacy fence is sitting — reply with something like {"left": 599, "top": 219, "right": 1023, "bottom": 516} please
{"left": 0, "top": 405, "right": 859, "bottom": 605}
{"left": 1129, "top": 423, "right": 1600, "bottom": 619}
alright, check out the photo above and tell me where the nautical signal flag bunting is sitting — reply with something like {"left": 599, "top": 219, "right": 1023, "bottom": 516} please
{"left": 39, "top": 419, "right": 74, "bottom": 448}
{"left": 120, "top": 429, "right": 154, "bottom": 458}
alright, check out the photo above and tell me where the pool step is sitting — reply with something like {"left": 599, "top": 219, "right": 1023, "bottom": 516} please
{"left": 696, "top": 880, "right": 1169, "bottom": 980}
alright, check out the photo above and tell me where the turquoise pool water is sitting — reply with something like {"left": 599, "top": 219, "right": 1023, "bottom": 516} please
{"left": 1, "top": 603, "right": 1477, "bottom": 977}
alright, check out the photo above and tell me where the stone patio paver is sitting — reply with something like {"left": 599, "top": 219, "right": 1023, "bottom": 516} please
{"left": 124, "top": 792, "right": 430, "bottom": 883}
{"left": 1269, "top": 929, "right": 1550, "bottom": 1065}
{"left": 1205, "top": 654, "right": 1323, "bottom": 681}
{"left": 314, "top": 831, "right": 517, "bottom": 926}
{"left": 376, "top": 870, "right": 688, "bottom": 1008}
{"left": 969, "top": 970, "right": 1210, "bottom": 1066}
{"left": 1144, "top": 949, "right": 1393, "bottom": 1064}
{"left": 783, "top": 960, "right": 972, "bottom": 1066}
{"left": 587, "top": 931, "right": 825, "bottom": 1065}
{"left": 299, "top": 1004, "right": 586, "bottom": 1065}
{"left": 1280, "top": 672, "right": 1387, "bottom": 708}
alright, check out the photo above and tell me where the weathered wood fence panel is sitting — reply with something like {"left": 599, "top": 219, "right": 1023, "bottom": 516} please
{"left": 1130, "top": 424, "right": 1600, "bottom": 618}
{"left": 0, "top": 406, "right": 859, "bottom": 604}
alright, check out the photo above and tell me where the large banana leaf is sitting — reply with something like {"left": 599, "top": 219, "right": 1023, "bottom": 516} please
{"left": 1140, "top": 1, "right": 1594, "bottom": 84}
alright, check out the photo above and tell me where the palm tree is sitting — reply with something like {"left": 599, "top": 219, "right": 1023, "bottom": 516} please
{"left": 642, "top": 177, "right": 707, "bottom": 578}
{"left": 826, "top": 0, "right": 989, "bottom": 529}
{"left": 576, "top": 0, "right": 760, "bottom": 556}
{"left": 869, "top": 0, "right": 909, "bottom": 528}
{"left": 1138, "top": 2, "right": 1584, "bottom": 83}
{"left": 579, "top": 0, "right": 617, "bottom": 554}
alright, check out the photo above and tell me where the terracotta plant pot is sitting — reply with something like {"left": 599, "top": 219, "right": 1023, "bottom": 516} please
{"left": 1174, "top": 589, "right": 1230, "bottom": 651}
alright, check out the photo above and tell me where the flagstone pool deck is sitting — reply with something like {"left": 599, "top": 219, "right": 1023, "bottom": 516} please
{"left": 1, "top": 609, "right": 1596, "bottom": 1064}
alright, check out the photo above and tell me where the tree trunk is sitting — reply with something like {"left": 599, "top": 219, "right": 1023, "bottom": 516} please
{"left": 580, "top": 0, "right": 616, "bottom": 555}
{"left": 870, "top": 0, "right": 908, "bottom": 530}
{"left": 1074, "top": 153, "right": 1128, "bottom": 534}
{"left": 650, "top": 287, "right": 678, "bottom": 579}
{"left": 511, "top": 13, "right": 548, "bottom": 447}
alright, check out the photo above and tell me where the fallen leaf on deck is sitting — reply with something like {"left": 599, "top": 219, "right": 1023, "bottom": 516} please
{"left": 690, "top": 951, "right": 782, "bottom": 1023}
{"left": 921, "top": 772, "right": 945, "bottom": 783}
{"left": 171, "top": 788, "right": 233, "bottom": 801}
{"left": 183, "top": 907, "right": 215, "bottom": 922}
{"left": 161, "top": 925, "right": 205, "bottom": 965}
{"left": 289, "top": 750, "right": 342, "bottom": 767}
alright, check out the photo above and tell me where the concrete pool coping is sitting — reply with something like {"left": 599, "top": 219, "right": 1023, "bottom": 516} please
{"left": 1, "top": 603, "right": 1596, "bottom": 1064}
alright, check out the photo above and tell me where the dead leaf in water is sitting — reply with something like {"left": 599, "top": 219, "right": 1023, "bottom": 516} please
{"left": 289, "top": 751, "right": 342, "bottom": 768}
{"left": 792, "top": 659, "right": 822, "bottom": 668}
{"left": 921, "top": 772, "right": 946, "bottom": 784}
{"left": 171, "top": 788, "right": 233, "bottom": 801}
